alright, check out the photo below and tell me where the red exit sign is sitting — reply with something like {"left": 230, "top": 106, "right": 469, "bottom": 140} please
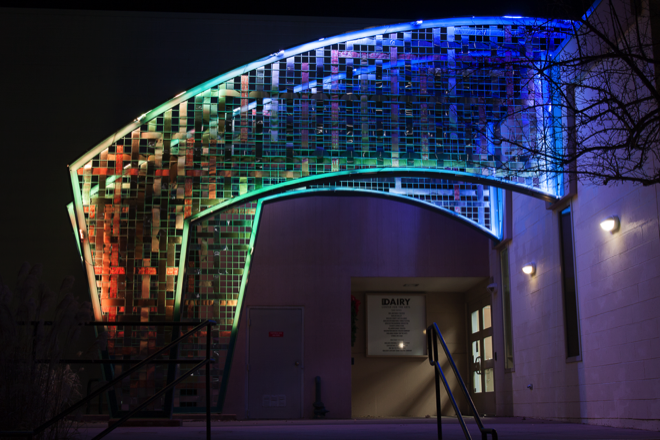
{"left": 269, "top": 331, "right": 284, "bottom": 337}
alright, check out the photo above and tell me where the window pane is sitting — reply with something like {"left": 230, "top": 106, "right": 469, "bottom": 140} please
{"left": 484, "top": 368, "right": 494, "bottom": 392}
{"left": 482, "top": 305, "right": 492, "bottom": 329}
{"left": 484, "top": 336, "right": 493, "bottom": 361}
{"left": 473, "top": 371, "right": 482, "bottom": 393}
{"left": 560, "top": 208, "right": 580, "bottom": 358}
{"left": 471, "top": 310, "right": 480, "bottom": 333}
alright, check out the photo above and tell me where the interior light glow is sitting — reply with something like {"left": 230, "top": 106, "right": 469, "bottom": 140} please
{"left": 600, "top": 216, "right": 620, "bottom": 232}
{"left": 416, "top": 20, "right": 423, "bottom": 25}
{"left": 522, "top": 262, "right": 536, "bottom": 275}
{"left": 399, "top": 342, "right": 405, "bottom": 348}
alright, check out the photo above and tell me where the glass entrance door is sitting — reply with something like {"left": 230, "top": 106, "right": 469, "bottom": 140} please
{"left": 468, "top": 298, "right": 496, "bottom": 415}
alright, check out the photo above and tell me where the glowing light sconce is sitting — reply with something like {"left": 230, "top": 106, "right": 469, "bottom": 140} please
{"left": 600, "top": 216, "right": 620, "bottom": 233}
{"left": 522, "top": 262, "right": 536, "bottom": 276}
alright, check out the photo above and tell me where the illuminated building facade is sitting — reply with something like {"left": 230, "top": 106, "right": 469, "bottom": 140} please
{"left": 65, "top": 6, "right": 660, "bottom": 431}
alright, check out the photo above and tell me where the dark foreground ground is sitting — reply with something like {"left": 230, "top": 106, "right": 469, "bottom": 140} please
{"left": 79, "top": 417, "right": 660, "bottom": 440}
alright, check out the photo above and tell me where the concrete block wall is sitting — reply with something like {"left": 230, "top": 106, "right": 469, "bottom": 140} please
{"left": 508, "top": 193, "right": 577, "bottom": 421}
{"left": 572, "top": 182, "right": 660, "bottom": 430}
{"left": 508, "top": 181, "right": 660, "bottom": 430}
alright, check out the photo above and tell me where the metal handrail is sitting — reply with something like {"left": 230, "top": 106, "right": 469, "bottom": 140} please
{"left": 427, "top": 322, "right": 498, "bottom": 440}
{"left": 0, "top": 320, "right": 216, "bottom": 440}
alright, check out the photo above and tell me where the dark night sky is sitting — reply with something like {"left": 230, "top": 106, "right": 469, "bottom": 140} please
{"left": 0, "top": 1, "right": 590, "bottom": 296}
{"left": 2, "top": 1, "right": 589, "bottom": 20}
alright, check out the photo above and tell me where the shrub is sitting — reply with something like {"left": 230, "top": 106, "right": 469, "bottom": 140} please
{"left": 0, "top": 263, "right": 102, "bottom": 439}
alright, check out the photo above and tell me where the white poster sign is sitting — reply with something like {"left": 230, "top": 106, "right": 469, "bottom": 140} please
{"left": 366, "top": 294, "right": 427, "bottom": 356}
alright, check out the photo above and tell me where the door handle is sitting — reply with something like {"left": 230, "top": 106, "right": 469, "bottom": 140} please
{"left": 474, "top": 356, "right": 482, "bottom": 375}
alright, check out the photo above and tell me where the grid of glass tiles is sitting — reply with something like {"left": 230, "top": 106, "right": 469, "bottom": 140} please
{"left": 311, "top": 177, "right": 492, "bottom": 229}
{"left": 178, "top": 204, "right": 255, "bottom": 409}
{"left": 71, "top": 20, "right": 569, "bottom": 413}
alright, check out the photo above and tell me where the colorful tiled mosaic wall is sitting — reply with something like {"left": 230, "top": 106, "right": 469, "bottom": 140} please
{"left": 180, "top": 204, "right": 255, "bottom": 409}
{"left": 69, "top": 19, "right": 570, "bottom": 413}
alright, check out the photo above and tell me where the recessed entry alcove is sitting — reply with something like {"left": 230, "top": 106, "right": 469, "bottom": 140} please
{"left": 220, "top": 194, "right": 492, "bottom": 419}
{"left": 351, "top": 276, "right": 492, "bottom": 418}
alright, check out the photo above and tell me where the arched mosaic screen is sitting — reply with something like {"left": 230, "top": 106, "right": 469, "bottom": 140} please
{"left": 67, "top": 17, "right": 571, "bottom": 414}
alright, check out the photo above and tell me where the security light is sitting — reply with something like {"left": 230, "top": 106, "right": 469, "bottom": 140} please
{"left": 600, "top": 216, "right": 620, "bottom": 233}
{"left": 522, "top": 262, "right": 536, "bottom": 275}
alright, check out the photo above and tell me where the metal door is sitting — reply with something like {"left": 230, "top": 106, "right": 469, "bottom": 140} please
{"left": 467, "top": 298, "right": 496, "bottom": 416}
{"left": 247, "top": 308, "right": 303, "bottom": 419}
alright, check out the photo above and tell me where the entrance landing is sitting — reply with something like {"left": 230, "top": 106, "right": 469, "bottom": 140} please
{"left": 79, "top": 417, "right": 660, "bottom": 440}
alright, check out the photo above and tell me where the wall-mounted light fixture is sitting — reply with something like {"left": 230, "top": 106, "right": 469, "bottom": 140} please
{"left": 600, "top": 215, "right": 620, "bottom": 233}
{"left": 522, "top": 262, "right": 536, "bottom": 276}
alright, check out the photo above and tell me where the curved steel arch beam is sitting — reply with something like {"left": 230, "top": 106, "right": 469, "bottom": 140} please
{"left": 189, "top": 167, "right": 559, "bottom": 224}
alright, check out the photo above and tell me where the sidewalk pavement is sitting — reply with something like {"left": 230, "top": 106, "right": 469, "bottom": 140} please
{"left": 79, "top": 417, "right": 660, "bottom": 440}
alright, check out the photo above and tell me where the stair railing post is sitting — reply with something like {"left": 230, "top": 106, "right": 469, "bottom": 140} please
{"left": 432, "top": 327, "right": 442, "bottom": 440}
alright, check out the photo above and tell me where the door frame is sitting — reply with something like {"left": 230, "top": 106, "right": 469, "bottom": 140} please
{"left": 466, "top": 294, "right": 496, "bottom": 416}
{"left": 246, "top": 306, "right": 305, "bottom": 419}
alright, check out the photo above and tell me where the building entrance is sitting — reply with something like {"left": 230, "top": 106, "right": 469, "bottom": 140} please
{"left": 467, "top": 297, "right": 496, "bottom": 415}
{"left": 247, "top": 308, "right": 303, "bottom": 419}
